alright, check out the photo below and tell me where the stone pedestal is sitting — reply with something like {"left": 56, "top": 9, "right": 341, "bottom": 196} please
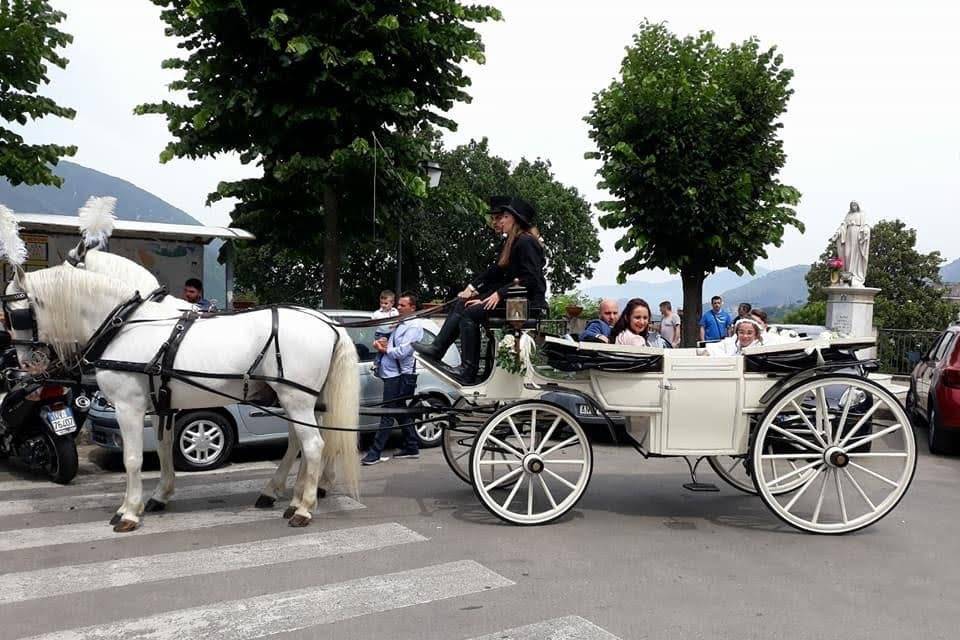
{"left": 825, "top": 286, "right": 880, "bottom": 357}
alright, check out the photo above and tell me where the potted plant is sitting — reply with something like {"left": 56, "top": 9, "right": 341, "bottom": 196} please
{"left": 565, "top": 303, "right": 584, "bottom": 318}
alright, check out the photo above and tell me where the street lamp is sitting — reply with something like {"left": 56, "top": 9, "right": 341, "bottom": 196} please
{"left": 396, "top": 160, "right": 442, "bottom": 294}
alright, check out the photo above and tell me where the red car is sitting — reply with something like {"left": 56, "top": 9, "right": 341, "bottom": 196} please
{"left": 907, "top": 324, "right": 960, "bottom": 454}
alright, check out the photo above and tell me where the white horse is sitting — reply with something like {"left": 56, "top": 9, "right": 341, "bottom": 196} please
{"left": 72, "top": 248, "right": 323, "bottom": 515}
{"left": 4, "top": 264, "right": 359, "bottom": 531}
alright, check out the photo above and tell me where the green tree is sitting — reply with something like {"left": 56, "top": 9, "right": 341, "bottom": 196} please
{"left": 802, "top": 219, "right": 957, "bottom": 330}
{"left": 138, "top": 1, "right": 500, "bottom": 307}
{"left": 584, "top": 22, "right": 802, "bottom": 346}
{"left": 0, "top": 0, "right": 75, "bottom": 186}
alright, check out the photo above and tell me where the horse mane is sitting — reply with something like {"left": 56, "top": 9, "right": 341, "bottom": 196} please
{"left": 82, "top": 249, "right": 161, "bottom": 295}
{"left": 24, "top": 264, "right": 138, "bottom": 364}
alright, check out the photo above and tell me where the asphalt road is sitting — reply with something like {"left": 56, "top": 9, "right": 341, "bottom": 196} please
{"left": 0, "top": 430, "right": 957, "bottom": 640}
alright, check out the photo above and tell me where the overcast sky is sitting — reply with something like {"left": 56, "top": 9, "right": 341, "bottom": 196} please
{"left": 21, "top": 1, "right": 960, "bottom": 286}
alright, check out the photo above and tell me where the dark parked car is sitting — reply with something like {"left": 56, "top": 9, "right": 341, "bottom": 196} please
{"left": 907, "top": 323, "right": 960, "bottom": 454}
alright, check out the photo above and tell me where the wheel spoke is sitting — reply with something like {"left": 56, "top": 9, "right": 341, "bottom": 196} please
{"left": 526, "top": 475, "right": 534, "bottom": 516}
{"left": 846, "top": 452, "right": 909, "bottom": 458}
{"left": 834, "top": 388, "right": 856, "bottom": 445}
{"left": 768, "top": 424, "right": 824, "bottom": 453}
{"left": 543, "top": 459, "right": 585, "bottom": 465}
{"left": 506, "top": 417, "right": 528, "bottom": 455}
{"left": 836, "top": 402, "right": 882, "bottom": 448}
{"left": 724, "top": 458, "right": 744, "bottom": 474}
{"left": 183, "top": 443, "right": 197, "bottom": 453}
{"left": 788, "top": 401, "right": 829, "bottom": 449}
{"left": 454, "top": 449, "right": 471, "bottom": 462}
{"left": 816, "top": 388, "right": 832, "bottom": 444}
{"left": 536, "top": 417, "right": 562, "bottom": 454}
{"left": 484, "top": 467, "right": 523, "bottom": 492}
{"left": 835, "top": 468, "right": 848, "bottom": 524}
{"left": 759, "top": 453, "right": 823, "bottom": 460}
{"left": 543, "top": 467, "right": 577, "bottom": 491}
{"left": 529, "top": 410, "right": 537, "bottom": 452}
{"left": 811, "top": 470, "right": 831, "bottom": 524}
{"left": 848, "top": 462, "right": 899, "bottom": 488}
{"left": 501, "top": 474, "right": 524, "bottom": 509}
{"left": 783, "top": 467, "right": 825, "bottom": 511}
{"left": 486, "top": 435, "right": 525, "bottom": 460}
{"left": 538, "top": 475, "right": 558, "bottom": 509}
{"left": 843, "top": 423, "right": 903, "bottom": 451}
{"left": 765, "top": 459, "right": 821, "bottom": 489}
{"left": 842, "top": 468, "right": 876, "bottom": 511}
{"left": 542, "top": 435, "right": 580, "bottom": 458}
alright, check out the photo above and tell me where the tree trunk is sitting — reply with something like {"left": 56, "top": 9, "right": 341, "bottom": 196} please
{"left": 322, "top": 185, "right": 341, "bottom": 308}
{"left": 680, "top": 269, "right": 705, "bottom": 348}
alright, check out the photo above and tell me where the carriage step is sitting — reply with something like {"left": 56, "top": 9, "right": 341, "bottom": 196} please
{"left": 682, "top": 481, "right": 719, "bottom": 493}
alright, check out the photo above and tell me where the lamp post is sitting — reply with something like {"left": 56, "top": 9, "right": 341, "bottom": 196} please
{"left": 396, "top": 160, "right": 442, "bottom": 294}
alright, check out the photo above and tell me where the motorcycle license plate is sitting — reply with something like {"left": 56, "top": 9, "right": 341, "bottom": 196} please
{"left": 48, "top": 409, "right": 77, "bottom": 435}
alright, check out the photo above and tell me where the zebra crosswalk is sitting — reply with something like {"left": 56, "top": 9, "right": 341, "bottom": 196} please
{"left": 0, "top": 471, "right": 623, "bottom": 640}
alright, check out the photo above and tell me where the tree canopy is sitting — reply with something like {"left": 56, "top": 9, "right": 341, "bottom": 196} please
{"left": 232, "top": 138, "right": 602, "bottom": 309}
{"left": 584, "top": 22, "right": 802, "bottom": 345}
{"left": 0, "top": 0, "right": 75, "bottom": 186}
{"left": 803, "top": 219, "right": 958, "bottom": 331}
{"left": 137, "top": 0, "right": 500, "bottom": 307}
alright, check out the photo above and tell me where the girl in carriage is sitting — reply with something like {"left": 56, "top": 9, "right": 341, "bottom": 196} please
{"left": 705, "top": 316, "right": 765, "bottom": 355}
{"left": 609, "top": 298, "right": 672, "bottom": 348}
{"left": 414, "top": 196, "right": 547, "bottom": 384}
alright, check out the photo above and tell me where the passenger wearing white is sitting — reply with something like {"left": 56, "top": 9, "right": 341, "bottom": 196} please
{"left": 611, "top": 298, "right": 671, "bottom": 348}
{"left": 705, "top": 317, "right": 764, "bottom": 355}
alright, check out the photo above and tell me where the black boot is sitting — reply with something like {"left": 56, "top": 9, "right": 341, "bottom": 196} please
{"left": 451, "top": 317, "right": 481, "bottom": 385}
{"left": 413, "top": 309, "right": 462, "bottom": 363}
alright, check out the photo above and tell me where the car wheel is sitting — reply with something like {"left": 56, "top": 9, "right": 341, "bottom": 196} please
{"left": 412, "top": 395, "right": 450, "bottom": 449}
{"left": 173, "top": 411, "right": 235, "bottom": 471}
{"left": 927, "top": 402, "right": 958, "bottom": 455}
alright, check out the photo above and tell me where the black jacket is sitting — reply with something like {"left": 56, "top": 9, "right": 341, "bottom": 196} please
{"left": 471, "top": 234, "right": 547, "bottom": 306}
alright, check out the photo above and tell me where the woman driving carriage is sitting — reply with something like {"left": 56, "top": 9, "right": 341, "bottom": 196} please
{"left": 414, "top": 196, "right": 546, "bottom": 384}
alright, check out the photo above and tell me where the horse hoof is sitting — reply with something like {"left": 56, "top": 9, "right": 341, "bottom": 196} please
{"left": 109, "top": 513, "right": 123, "bottom": 526}
{"left": 282, "top": 506, "right": 297, "bottom": 519}
{"left": 288, "top": 514, "right": 311, "bottom": 528}
{"left": 316, "top": 487, "right": 327, "bottom": 499}
{"left": 113, "top": 519, "right": 139, "bottom": 533}
{"left": 144, "top": 499, "right": 166, "bottom": 513}
{"left": 254, "top": 495, "right": 276, "bottom": 509}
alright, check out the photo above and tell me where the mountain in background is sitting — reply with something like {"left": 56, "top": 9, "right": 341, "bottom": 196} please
{"left": 719, "top": 264, "right": 810, "bottom": 309}
{"left": 0, "top": 161, "right": 226, "bottom": 301}
{"left": 583, "top": 267, "right": 770, "bottom": 309}
{"left": 941, "top": 257, "right": 960, "bottom": 282}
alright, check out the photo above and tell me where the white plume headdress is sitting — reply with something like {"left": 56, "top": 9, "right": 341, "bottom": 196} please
{"left": 0, "top": 204, "right": 28, "bottom": 268}
{"left": 77, "top": 196, "right": 117, "bottom": 248}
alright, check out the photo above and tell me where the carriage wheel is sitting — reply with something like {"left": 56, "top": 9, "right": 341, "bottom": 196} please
{"left": 442, "top": 424, "right": 477, "bottom": 485}
{"left": 470, "top": 401, "right": 593, "bottom": 526}
{"left": 709, "top": 449, "right": 817, "bottom": 496}
{"left": 751, "top": 374, "right": 916, "bottom": 534}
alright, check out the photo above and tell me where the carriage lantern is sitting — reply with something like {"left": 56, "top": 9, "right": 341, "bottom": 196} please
{"left": 504, "top": 279, "right": 528, "bottom": 332}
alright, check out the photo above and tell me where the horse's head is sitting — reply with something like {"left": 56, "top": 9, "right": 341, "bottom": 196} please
{"left": 2, "top": 269, "right": 51, "bottom": 372}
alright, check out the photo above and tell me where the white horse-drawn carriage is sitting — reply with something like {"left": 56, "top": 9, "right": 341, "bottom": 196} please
{"left": 418, "top": 313, "right": 916, "bottom": 535}
{"left": 0, "top": 201, "right": 916, "bottom": 535}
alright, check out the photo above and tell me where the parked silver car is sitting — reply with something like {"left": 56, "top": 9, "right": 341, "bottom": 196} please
{"left": 89, "top": 310, "right": 461, "bottom": 471}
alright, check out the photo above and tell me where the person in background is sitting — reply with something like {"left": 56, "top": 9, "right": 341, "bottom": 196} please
{"left": 699, "top": 295, "right": 732, "bottom": 343}
{"left": 610, "top": 298, "right": 671, "bottom": 348}
{"left": 658, "top": 300, "right": 681, "bottom": 347}
{"left": 732, "top": 302, "right": 753, "bottom": 336}
{"left": 581, "top": 299, "right": 619, "bottom": 342}
{"left": 183, "top": 278, "right": 213, "bottom": 312}
{"left": 371, "top": 290, "right": 398, "bottom": 376}
{"left": 362, "top": 292, "right": 423, "bottom": 465}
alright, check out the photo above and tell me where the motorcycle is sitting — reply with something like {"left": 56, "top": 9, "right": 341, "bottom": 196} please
{"left": 0, "top": 331, "right": 91, "bottom": 484}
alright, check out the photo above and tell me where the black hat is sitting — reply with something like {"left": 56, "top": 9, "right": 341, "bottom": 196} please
{"left": 489, "top": 196, "right": 536, "bottom": 229}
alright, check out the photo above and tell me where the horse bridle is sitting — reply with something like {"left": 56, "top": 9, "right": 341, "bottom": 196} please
{"left": 0, "top": 290, "right": 41, "bottom": 347}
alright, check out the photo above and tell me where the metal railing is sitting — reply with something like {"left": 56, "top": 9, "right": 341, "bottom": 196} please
{"left": 876, "top": 328, "right": 942, "bottom": 375}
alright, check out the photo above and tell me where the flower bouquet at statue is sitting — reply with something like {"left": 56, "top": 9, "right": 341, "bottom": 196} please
{"left": 827, "top": 256, "right": 844, "bottom": 285}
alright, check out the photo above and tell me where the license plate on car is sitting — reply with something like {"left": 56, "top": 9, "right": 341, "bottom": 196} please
{"left": 577, "top": 404, "right": 595, "bottom": 416}
{"left": 48, "top": 409, "right": 76, "bottom": 435}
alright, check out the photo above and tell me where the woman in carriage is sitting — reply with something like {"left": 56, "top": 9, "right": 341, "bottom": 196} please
{"left": 609, "top": 298, "right": 671, "bottom": 348}
{"left": 414, "top": 196, "right": 547, "bottom": 384}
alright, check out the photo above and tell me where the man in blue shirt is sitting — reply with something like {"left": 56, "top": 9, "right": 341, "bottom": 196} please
{"left": 183, "top": 278, "right": 214, "bottom": 312}
{"left": 362, "top": 292, "right": 424, "bottom": 465}
{"left": 699, "top": 295, "right": 732, "bottom": 343}
{"left": 580, "top": 299, "right": 619, "bottom": 342}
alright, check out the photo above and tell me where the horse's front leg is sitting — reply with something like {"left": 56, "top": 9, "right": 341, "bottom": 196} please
{"left": 255, "top": 422, "right": 300, "bottom": 509}
{"left": 114, "top": 406, "right": 148, "bottom": 532}
{"left": 146, "top": 415, "right": 176, "bottom": 512}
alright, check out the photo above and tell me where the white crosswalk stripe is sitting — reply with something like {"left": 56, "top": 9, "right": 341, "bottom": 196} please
{"left": 22, "top": 560, "right": 515, "bottom": 640}
{"left": 0, "top": 497, "right": 364, "bottom": 552}
{"left": 0, "top": 477, "right": 284, "bottom": 516}
{"left": 0, "top": 461, "right": 285, "bottom": 494}
{"left": 467, "top": 616, "right": 622, "bottom": 640}
{"left": 0, "top": 522, "right": 425, "bottom": 605}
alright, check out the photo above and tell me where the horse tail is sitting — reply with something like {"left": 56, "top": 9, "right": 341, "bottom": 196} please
{"left": 319, "top": 325, "right": 361, "bottom": 499}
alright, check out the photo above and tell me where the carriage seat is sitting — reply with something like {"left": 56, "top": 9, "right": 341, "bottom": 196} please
{"left": 740, "top": 338, "right": 874, "bottom": 373}
{"left": 541, "top": 336, "right": 663, "bottom": 373}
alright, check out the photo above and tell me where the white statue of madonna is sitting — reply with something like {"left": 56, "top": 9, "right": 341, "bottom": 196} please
{"left": 832, "top": 201, "right": 871, "bottom": 287}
